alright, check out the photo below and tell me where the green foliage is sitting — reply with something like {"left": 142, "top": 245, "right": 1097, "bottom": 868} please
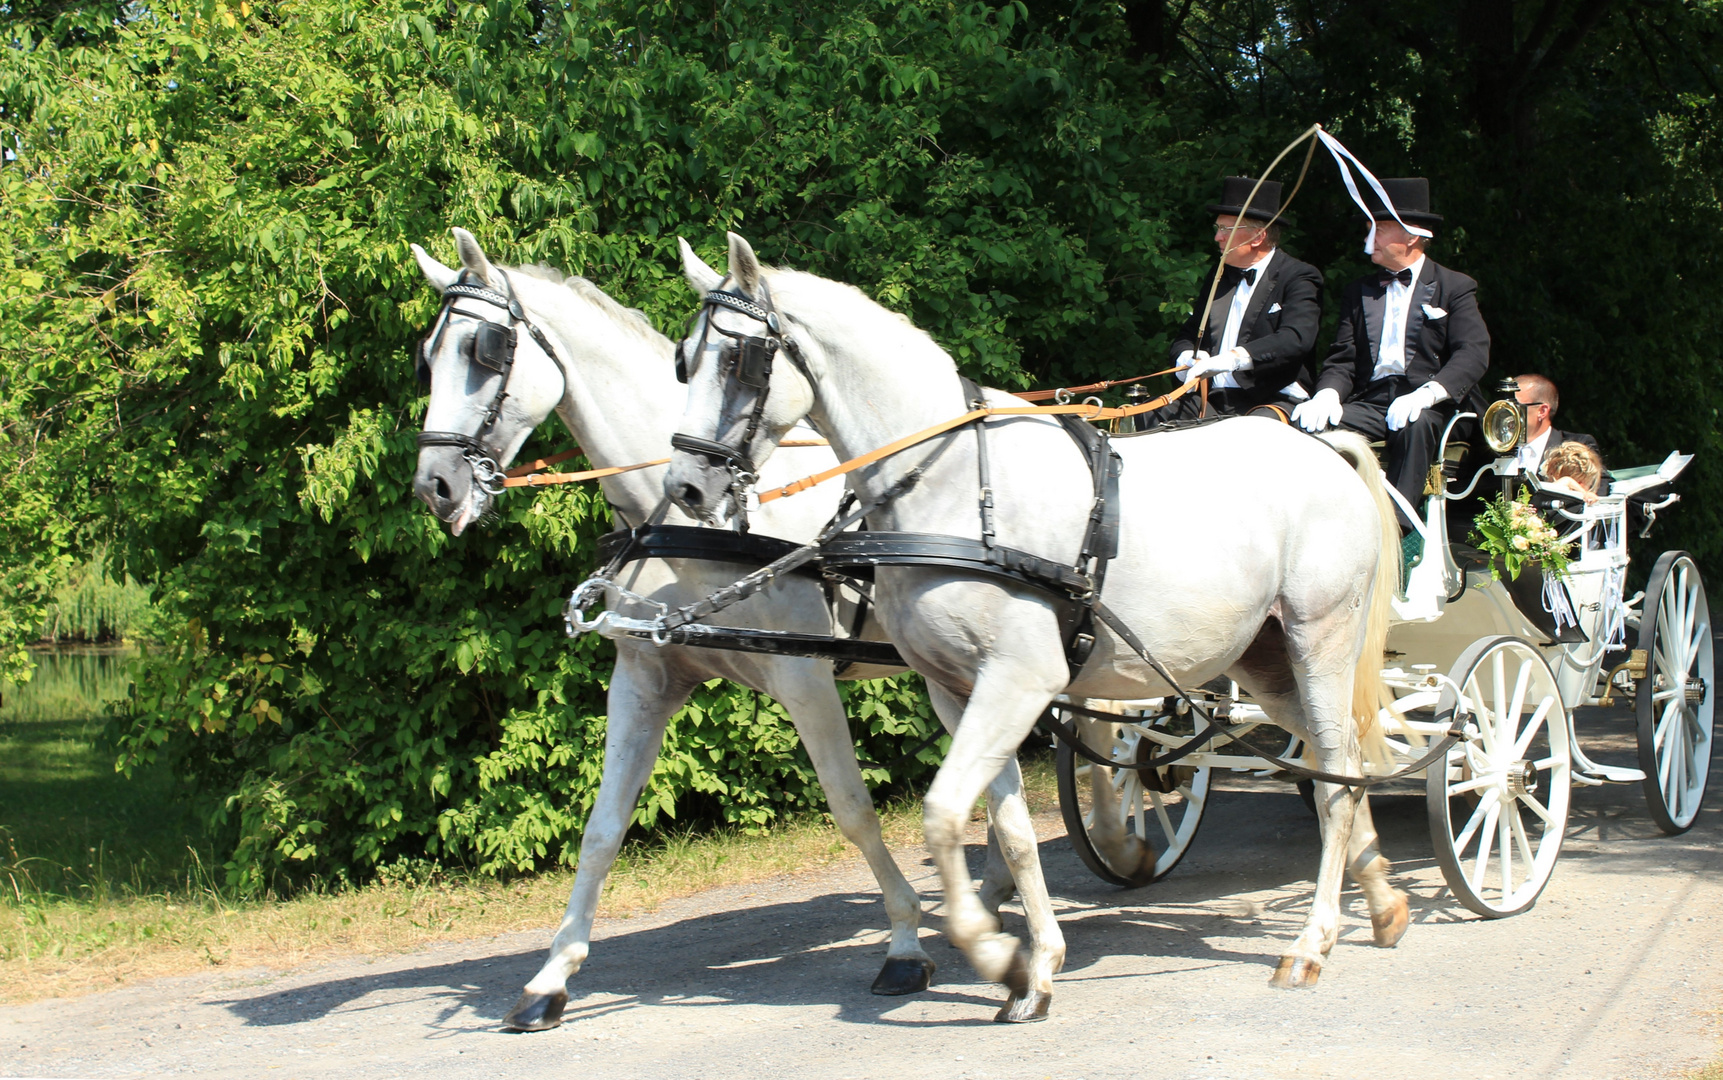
{"left": 1151, "top": 0, "right": 1723, "bottom": 576}
{"left": 1, "top": 0, "right": 1184, "bottom": 889}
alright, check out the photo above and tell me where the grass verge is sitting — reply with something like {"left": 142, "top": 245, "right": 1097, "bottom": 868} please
{"left": 2, "top": 754, "right": 1060, "bottom": 1006}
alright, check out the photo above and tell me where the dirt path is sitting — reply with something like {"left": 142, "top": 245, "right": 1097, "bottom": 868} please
{"left": 4, "top": 706, "right": 1720, "bottom": 1080}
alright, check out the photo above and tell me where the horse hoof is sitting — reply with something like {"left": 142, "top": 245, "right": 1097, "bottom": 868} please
{"left": 994, "top": 989, "right": 1052, "bottom": 1024}
{"left": 502, "top": 989, "right": 568, "bottom": 1032}
{"left": 1372, "top": 893, "right": 1410, "bottom": 948}
{"left": 1270, "top": 956, "right": 1321, "bottom": 990}
{"left": 871, "top": 956, "right": 936, "bottom": 996}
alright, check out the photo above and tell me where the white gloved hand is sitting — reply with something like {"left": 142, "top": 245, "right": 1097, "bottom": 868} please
{"left": 1186, "top": 346, "right": 1250, "bottom": 381}
{"left": 1292, "top": 388, "right": 1343, "bottom": 433}
{"left": 1385, "top": 382, "right": 1444, "bottom": 432}
{"left": 1173, "top": 350, "right": 1195, "bottom": 383}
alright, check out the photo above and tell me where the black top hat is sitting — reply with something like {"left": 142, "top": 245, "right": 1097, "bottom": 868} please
{"left": 1205, "top": 176, "right": 1283, "bottom": 223}
{"left": 1361, "top": 177, "right": 1443, "bottom": 228}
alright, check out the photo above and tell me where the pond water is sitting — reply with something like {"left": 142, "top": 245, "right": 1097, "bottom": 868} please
{"left": 1, "top": 647, "right": 210, "bottom": 896}
{"left": 0, "top": 646, "right": 136, "bottom": 724}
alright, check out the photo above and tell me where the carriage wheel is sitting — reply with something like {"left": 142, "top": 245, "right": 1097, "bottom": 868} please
{"left": 1427, "top": 636, "right": 1571, "bottom": 918}
{"left": 1636, "top": 552, "right": 1714, "bottom": 834}
{"left": 1056, "top": 711, "right": 1211, "bottom": 887}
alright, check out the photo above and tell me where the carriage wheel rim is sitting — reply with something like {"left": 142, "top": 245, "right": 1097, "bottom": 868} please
{"left": 1639, "top": 553, "right": 1713, "bottom": 833}
{"left": 1429, "top": 637, "right": 1571, "bottom": 918}
{"left": 1057, "top": 712, "right": 1212, "bottom": 887}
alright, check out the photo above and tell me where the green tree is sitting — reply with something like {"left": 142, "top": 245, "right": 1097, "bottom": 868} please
{"left": 0, "top": 0, "right": 1202, "bottom": 887}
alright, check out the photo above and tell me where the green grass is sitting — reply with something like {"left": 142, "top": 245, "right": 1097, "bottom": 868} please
{"left": 0, "top": 649, "right": 214, "bottom": 900}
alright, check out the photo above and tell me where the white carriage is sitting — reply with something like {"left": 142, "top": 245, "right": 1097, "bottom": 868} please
{"left": 1056, "top": 404, "right": 1712, "bottom": 918}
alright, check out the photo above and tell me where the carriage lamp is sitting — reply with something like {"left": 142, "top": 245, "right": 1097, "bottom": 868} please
{"left": 1112, "top": 384, "right": 1150, "bottom": 434}
{"left": 1481, "top": 378, "right": 1526, "bottom": 456}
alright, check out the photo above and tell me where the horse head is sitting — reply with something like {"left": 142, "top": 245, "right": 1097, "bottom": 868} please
{"left": 666, "top": 233, "right": 819, "bottom": 524}
{"left": 409, "top": 228, "right": 569, "bottom": 534}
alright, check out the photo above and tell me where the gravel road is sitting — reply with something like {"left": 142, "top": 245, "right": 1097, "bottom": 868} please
{"left": 4, "top": 705, "right": 1719, "bottom": 1080}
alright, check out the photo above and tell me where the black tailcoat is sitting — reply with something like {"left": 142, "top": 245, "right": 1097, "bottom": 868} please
{"left": 1170, "top": 249, "right": 1323, "bottom": 411}
{"left": 1316, "top": 258, "right": 1491, "bottom": 411}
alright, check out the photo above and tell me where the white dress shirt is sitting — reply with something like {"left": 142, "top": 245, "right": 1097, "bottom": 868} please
{"left": 1211, "top": 250, "right": 1275, "bottom": 389}
{"left": 1371, "top": 254, "right": 1427, "bottom": 381}
{"left": 1515, "top": 427, "right": 1553, "bottom": 476}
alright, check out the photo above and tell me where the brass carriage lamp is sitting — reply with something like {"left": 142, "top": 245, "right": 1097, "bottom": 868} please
{"left": 1481, "top": 377, "right": 1526, "bottom": 457}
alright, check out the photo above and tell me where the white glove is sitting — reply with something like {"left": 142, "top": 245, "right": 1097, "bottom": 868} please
{"left": 1385, "top": 382, "right": 1447, "bottom": 432}
{"left": 1173, "top": 350, "right": 1195, "bottom": 383}
{"left": 1186, "top": 346, "right": 1251, "bottom": 381}
{"left": 1292, "top": 388, "right": 1343, "bottom": 433}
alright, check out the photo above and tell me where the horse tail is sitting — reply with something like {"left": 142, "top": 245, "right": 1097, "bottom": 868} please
{"left": 1320, "top": 431, "right": 1398, "bottom": 744}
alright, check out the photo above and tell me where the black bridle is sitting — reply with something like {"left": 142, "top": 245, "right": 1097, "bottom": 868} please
{"left": 416, "top": 268, "right": 567, "bottom": 496}
{"left": 670, "top": 279, "right": 813, "bottom": 528}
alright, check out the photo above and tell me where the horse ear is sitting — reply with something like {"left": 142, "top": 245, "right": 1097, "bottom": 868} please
{"left": 678, "top": 237, "right": 722, "bottom": 294}
{"left": 411, "top": 243, "right": 460, "bottom": 293}
{"left": 726, "top": 232, "right": 762, "bottom": 296}
{"left": 451, "top": 227, "right": 497, "bottom": 287}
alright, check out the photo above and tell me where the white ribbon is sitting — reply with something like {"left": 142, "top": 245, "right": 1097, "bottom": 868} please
{"left": 1315, "top": 129, "right": 1435, "bottom": 255}
{"left": 1542, "top": 571, "right": 1580, "bottom": 633}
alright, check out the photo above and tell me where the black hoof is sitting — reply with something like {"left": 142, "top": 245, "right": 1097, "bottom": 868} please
{"left": 502, "top": 989, "right": 568, "bottom": 1032}
{"left": 871, "top": 956, "right": 936, "bottom": 996}
{"left": 994, "top": 989, "right": 1052, "bottom": 1023}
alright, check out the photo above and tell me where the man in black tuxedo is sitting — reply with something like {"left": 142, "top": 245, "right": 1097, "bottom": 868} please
{"left": 1148, "top": 176, "right": 1323, "bottom": 424}
{"left": 1294, "top": 177, "right": 1490, "bottom": 528}
{"left": 1511, "top": 373, "right": 1600, "bottom": 470}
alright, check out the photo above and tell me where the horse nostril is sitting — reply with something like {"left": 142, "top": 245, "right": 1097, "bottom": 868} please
{"left": 435, "top": 477, "right": 451, "bottom": 500}
{"left": 677, "top": 483, "right": 704, "bottom": 509}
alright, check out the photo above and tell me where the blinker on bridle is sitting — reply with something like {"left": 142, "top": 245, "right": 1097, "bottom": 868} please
{"left": 669, "top": 279, "right": 813, "bottom": 529}
{"left": 416, "top": 267, "right": 567, "bottom": 496}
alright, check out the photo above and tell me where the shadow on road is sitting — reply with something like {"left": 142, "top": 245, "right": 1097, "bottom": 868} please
{"left": 210, "top": 702, "right": 1722, "bottom": 1035}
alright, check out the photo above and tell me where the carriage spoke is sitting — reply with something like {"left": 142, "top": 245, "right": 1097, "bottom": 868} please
{"left": 1470, "top": 801, "right": 1502, "bottom": 894}
{"left": 1519, "top": 791, "right": 1556, "bottom": 826}
{"left": 1491, "top": 652, "right": 1508, "bottom": 737}
{"left": 1510, "top": 806, "right": 1536, "bottom": 868}
{"left": 1512, "top": 697, "right": 1556, "bottom": 760}
{"left": 1454, "top": 787, "right": 1501, "bottom": 853}
{"left": 1499, "top": 809, "right": 1515, "bottom": 897}
{"left": 1147, "top": 788, "right": 1177, "bottom": 845}
{"left": 1506, "top": 662, "right": 1533, "bottom": 745}
{"left": 1447, "top": 775, "right": 1498, "bottom": 796}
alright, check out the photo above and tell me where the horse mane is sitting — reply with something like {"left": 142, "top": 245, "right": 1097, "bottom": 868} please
{"left": 764, "top": 267, "right": 943, "bottom": 350}
{"left": 506, "top": 262, "right": 665, "bottom": 346}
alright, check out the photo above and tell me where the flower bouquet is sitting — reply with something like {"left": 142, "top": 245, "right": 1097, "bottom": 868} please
{"left": 1471, "top": 489, "right": 1576, "bottom": 582}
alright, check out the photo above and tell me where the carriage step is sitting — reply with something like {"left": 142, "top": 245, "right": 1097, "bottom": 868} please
{"left": 1576, "top": 763, "right": 1647, "bottom": 784}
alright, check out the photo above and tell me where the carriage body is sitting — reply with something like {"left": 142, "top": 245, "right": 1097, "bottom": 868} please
{"left": 1057, "top": 430, "right": 1712, "bottom": 917}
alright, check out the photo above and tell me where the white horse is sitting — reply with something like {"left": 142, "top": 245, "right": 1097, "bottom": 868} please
{"left": 409, "top": 229, "right": 950, "bottom": 1031}
{"left": 665, "top": 234, "right": 1410, "bottom": 1020}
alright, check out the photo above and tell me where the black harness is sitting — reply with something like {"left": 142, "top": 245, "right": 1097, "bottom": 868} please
{"left": 669, "top": 281, "right": 815, "bottom": 531}
{"left": 415, "top": 268, "right": 567, "bottom": 494}
{"left": 821, "top": 377, "right": 1121, "bottom": 681}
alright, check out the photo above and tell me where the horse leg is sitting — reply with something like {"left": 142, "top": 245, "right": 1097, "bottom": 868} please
{"left": 983, "top": 754, "right": 1065, "bottom": 1022}
{"left": 1076, "top": 708, "right": 1154, "bottom": 884}
{"left": 505, "top": 654, "right": 692, "bottom": 1031}
{"left": 923, "top": 666, "right": 1066, "bottom": 1023}
{"left": 1230, "top": 621, "right": 1365, "bottom": 989}
{"left": 978, "top": 824, "right": 1017, "bottom": 919}
{"left": 1349, "top": 793, "right": 1409, "bottom": 947}
{"left": 772, "top": 666, "right": 934, "bottom": 995}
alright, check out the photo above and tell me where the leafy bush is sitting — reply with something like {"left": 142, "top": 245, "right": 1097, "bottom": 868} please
{"left": 0, "top": 0, "right": 1194, "bottom": 888}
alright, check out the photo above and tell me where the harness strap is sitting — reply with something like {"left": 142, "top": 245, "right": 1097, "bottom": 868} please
{"left": 755, "top": 376, "right": 1203, "bottom": 506}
